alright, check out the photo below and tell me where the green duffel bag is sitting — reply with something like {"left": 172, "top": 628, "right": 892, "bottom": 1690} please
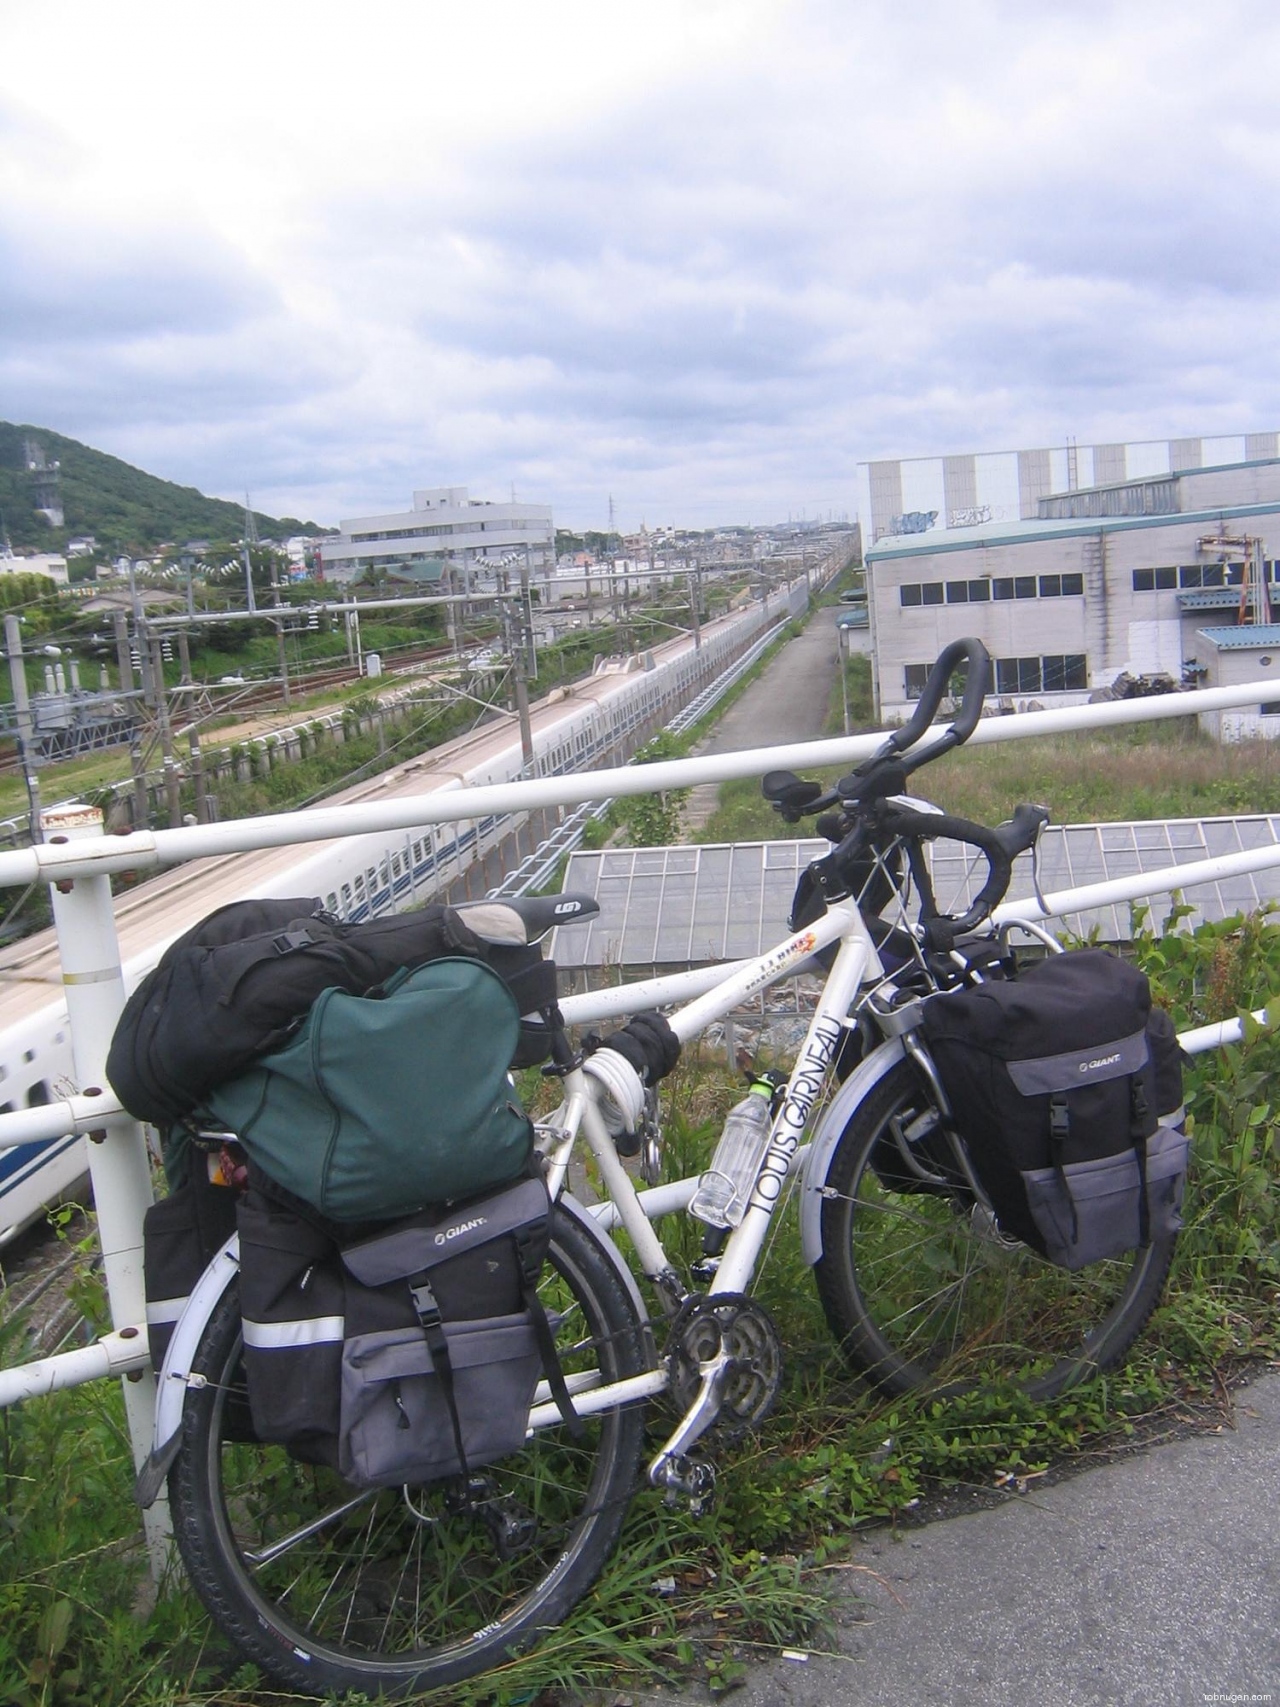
{"left": 204, "top": 958, "right": 533, "bottom": 1219}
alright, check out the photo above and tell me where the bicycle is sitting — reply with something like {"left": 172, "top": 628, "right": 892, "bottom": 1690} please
{"left": 148, "top": 636, "right": 1180, "bottom": 1696}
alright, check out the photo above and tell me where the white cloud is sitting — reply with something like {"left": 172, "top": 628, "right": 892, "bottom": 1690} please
{"left": 3, "top": 1, "right": 1280, "bottom": 529}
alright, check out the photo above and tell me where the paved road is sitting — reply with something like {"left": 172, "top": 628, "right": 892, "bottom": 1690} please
{"left": 684, "top": 604, "right": 846, "bottom": 831}
{"left": 655, "top": 1367, "right": 1279, "bottom": 1707}
{"left": 701, "top": 603, "right": 846, "bottom": 755}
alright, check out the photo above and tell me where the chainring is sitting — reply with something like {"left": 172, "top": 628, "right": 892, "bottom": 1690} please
{"left": 665, "top": 1292, "right": 784, "bottom": 1436}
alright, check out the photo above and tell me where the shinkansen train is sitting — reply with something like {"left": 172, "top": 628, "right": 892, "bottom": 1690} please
{"left": 0, "top": 585, "right": 806, "bottom": 1242}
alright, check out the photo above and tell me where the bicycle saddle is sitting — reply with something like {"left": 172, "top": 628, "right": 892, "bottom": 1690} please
{"left": 452, "top": 893, "right": 601, "bottom": 946}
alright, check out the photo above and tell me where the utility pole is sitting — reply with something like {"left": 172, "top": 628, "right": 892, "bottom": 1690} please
{"left": 188, "top": 727, "right": 209, "bottom": 823}
{"left": 150, "top": 635, "right": 183, "bottom": 827}
{"left": 522, "top": 545, "right": 537, "bottom": 680}
{"left": 4, "top": 613, "right": 41, "bottom": 840}
{"left": 243, "top": 495, "right": 259, "bottom": 616}
{"left": 689, "top": 564, "right": 702, "bottom": 651}
{"left": 113, "top": 610, "right": 134, "bottom": 694}
{"left": 505, "top": 603, "right": 533, "bottom": 768}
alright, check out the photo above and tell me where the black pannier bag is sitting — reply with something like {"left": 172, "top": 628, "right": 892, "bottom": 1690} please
{"left": 142, "top": 1156, "right": 239, "bottom": 1372}
{"left": 236, "top": 1171, "right": 579, "bottom": 1486}
{"left": 919, "top": 949, "right": 1188, "bottom": 1270}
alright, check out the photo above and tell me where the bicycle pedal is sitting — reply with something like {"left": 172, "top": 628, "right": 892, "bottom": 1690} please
{"left": 656, "top": 1453, "right": 717, "bottom": 1514}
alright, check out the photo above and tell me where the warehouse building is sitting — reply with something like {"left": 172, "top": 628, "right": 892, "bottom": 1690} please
{"left": 864, "top": 456, "right": 1280, "bottom": 732}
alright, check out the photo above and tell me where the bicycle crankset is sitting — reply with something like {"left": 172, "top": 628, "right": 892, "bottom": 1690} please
{"left": 666, "top": 1293, "right": 783, "bottom": 1435}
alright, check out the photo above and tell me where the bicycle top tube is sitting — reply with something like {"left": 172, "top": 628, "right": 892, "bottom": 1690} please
{"left": 661, "top": 901, "right": 866, "bottom": 1047}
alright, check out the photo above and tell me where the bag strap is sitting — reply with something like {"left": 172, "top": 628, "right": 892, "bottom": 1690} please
{"left": 1130, "top": 1079, "right": 1151, "bottom": 1246}
{"left": 513, "top": 1224, "right": 584, "bottom": 1439}
{"left": 1048, "top": 1094, "right": 1080, "bottom": 1246}
{"left": 406, "top": 1269, "right": 471, "bottom": 1481}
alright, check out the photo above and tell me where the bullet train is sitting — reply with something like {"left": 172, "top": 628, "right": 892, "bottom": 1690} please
{"left": 0, "top": 585, "right": 807, "bottom": 1242}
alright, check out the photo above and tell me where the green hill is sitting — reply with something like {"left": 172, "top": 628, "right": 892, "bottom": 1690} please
{"left": 0, "top": 421, "right": 325, "bottom": 556}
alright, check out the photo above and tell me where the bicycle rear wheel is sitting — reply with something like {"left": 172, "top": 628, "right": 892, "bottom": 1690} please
{"left": 169, "top": 1207, "right": 651, "bottom": 1698}
{"left": 814, "top": 1060, "right": 1176, "bottom": 1399}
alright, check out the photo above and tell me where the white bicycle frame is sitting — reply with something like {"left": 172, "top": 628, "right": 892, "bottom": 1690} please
{"left": 528, "top": 897, "right": 874, "bottom": 1481}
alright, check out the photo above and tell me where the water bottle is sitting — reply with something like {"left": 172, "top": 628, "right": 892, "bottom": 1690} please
{"left": 688, "top": 1077, "right": 776, "bottom": 1229}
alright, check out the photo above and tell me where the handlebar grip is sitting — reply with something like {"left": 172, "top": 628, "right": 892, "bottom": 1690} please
{"left": 949, "top": 639, "right": 992, "bottom": 741}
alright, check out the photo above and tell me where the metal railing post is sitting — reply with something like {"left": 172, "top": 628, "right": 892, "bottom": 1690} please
{"left": 41, "top": 802, "right": 172, "bottom": 1575}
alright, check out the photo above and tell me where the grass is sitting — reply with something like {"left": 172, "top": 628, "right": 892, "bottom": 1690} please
{"left": 3, "top": 906, "right": 1279, "bottom": 1702}
{"left": 699, "top": 717, "right": 1280, "bottom": 845}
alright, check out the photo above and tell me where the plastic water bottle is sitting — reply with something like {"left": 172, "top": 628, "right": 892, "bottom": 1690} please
{"left": 688, "top": 1077, "right": 776, "bottom": 1229}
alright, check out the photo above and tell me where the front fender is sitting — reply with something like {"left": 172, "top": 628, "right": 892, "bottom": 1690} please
{"left": 135, "top": 1233, "right": 240, "bottom": 1508}
{"left": 798, "top": 1037, "right": 906, "bottom": 1266}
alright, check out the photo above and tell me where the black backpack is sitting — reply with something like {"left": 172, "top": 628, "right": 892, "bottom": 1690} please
{"left": 919, "top": 949, "right": 1189, "bottom": 1270}
{"left": 107, "top": 897, "right": 557, "bottom": 1147}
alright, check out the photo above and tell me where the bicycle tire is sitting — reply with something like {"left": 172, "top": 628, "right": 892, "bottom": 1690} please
{"left": 169, "top": 1207, "right": 651, "bottom": 1698}
{"left": 813, "top": 1060, "right": 1176, "bottom": 1400}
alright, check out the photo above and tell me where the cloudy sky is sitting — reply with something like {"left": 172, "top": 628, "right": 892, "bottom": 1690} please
{"left": 2, "top": 1, "right": 1279, "bottom": 532}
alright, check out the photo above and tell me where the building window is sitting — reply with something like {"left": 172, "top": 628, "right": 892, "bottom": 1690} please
{"left": 899, "top": 573, "right": 1079, "bottom": 606}
{"left": 1133, "top": 566, "right": 1180, "bottom": 591}
{"left": 992, "top": 576, "right": 1038, "bottom": 600}
{"left": 995, "top": 654, "right": 1086, "bottom": 695}
{"left": 904, "top": 664, "right": 931, "bottom": 698}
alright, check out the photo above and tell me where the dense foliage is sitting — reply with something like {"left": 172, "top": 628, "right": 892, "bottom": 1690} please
{"left": 0, "top": 422, "right": 322, "bottom": 555}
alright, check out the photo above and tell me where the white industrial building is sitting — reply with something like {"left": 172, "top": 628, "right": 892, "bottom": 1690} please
{"left": 864, "top": 454, "right": 1280, "bottom": 734}
{"left": 319, "top": 486, "right": 554, "bottom": 585}
{"left": 856, "top": 431, "right": 1280, "bottom": 547}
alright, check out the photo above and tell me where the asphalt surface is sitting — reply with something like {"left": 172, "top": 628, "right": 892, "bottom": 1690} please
{"left": 684, "top": 603, "right": 847, "bottom": 832}
{"left": 701, "top": 603, "right": 847, "bottom": 754}
{"left": 651, "top": 1367, "right": 1279, "bottom": 1707}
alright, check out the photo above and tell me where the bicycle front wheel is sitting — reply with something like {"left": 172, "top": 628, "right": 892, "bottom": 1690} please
{"left": 169, "top": 1207, "right": 651, "bottom": 1699}
{"left": 814, "top": 1060, "right": 1176, "bottom": 1400}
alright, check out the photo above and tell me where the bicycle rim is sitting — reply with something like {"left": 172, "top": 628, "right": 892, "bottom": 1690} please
{"left": 814, "top": 1061, "right": 1175, "bottom": 1399}
{"left": 170, "top": 1211, "right": 650, "bottom": 1697}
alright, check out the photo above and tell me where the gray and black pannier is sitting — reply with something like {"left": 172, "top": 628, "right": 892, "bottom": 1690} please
{"left": 920, "top": 948, "right": 1188, "bottom": 1270}
{"left": 235, "top": 1167, "right": 580, "bottom": 1486}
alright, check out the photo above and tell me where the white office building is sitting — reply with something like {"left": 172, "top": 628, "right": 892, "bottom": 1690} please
{"left": 319, "top": 487, "right": 554, "bottom": 585}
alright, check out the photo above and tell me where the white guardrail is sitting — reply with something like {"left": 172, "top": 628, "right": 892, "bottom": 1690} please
{"left": 3, "top": 674, "right": 1280, "bottom": 1569}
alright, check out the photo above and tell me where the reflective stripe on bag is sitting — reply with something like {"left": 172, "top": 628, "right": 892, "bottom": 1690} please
{"left": 243, "top": 1314, "right": 346, "bottom": 1349}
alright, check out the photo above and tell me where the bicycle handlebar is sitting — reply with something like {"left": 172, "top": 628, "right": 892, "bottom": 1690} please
{"left": 762, "top": 638, "right": 994, "bottom": 825}
{"left": 876, "top": 803, "right": 1012, "bottom": 940}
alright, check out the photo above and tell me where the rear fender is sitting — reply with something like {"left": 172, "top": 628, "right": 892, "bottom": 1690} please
{"left": 136, "top": 1233, "right": 240, "bottom": 1507}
